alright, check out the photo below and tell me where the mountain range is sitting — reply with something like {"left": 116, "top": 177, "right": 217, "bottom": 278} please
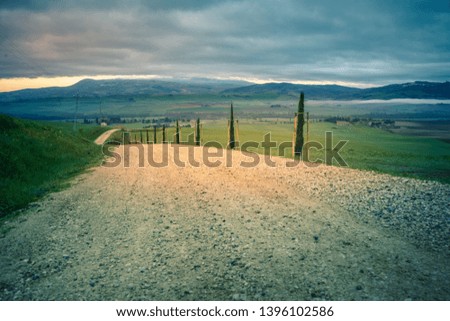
{"left": 222, "top": 81, "right": 450, "bottom": 100}
{"left": 0, "top": 78, "right": 250, "bottom": 102}
{"left": 0, "top": 79, "right": 449, "bottom": 102}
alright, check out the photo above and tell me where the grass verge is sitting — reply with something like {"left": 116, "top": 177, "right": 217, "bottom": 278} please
{"left": 0, "top": 114, "right": 110, "bottom": 219}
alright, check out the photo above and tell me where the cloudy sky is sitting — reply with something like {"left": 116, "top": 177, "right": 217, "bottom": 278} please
{"left": 0, "top": 0, "right": 449, "bottom": 91}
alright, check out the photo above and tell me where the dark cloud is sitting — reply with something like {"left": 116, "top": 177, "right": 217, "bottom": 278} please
{"left": 0, "top": 0, "right": 449, "bottom": 85}
{"left": 0, "top": 0, "right": 224, "bottom": 12}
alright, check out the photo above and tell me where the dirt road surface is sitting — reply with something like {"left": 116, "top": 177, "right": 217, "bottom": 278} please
{"left": 1, "top": 144, "right": 449, "bottom": 300}
{"left": 94, "top": 129, "right": 120, "bottom": 145}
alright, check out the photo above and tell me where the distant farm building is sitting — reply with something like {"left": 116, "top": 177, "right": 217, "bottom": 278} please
{"left": 368, "top": 121, "right": 382, "bottom": 127}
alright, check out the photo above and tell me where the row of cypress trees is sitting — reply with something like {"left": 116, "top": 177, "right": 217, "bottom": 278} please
{"left": 127, "top": 93, "right": 306, "bottom": 158}
{"left": 173, "top": 118, "right": 201, "bottom": 146}
{"left": 227, "top": 92, "right": 306, "bottom": 158}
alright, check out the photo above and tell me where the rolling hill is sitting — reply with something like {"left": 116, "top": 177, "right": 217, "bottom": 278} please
{"left": 221, "top": 81, "right": 450, "bottom": 100}
{"left": 0, "top": 78, "right": 251, "bottom": 102}
{"left": 1, "top": 79, "right": 449, "bottom": 103}
{"left": 221, "top": 82, "right": 362, "bottom": 99}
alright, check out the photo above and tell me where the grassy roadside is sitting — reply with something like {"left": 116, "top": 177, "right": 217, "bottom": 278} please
{"left": 0, "top": 114, "right": 110, "bottom": 219}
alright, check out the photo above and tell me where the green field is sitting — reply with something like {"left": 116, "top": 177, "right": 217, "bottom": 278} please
{"left": 110, "top": 120, "right": 450, "bottom": 184}
{"left": 0, "top": 115, "right": 110, "bottom": 218}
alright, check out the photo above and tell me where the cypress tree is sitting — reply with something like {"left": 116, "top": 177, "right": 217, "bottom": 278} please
{"left": 162, "top": 125, "right": 166, "bottom": 143}
{"left": 153, "top": 126, "right": 157, "bottom": 143}
{"left": 294, "top": 92, "right": 305, "bottom": 157}
{"left": 195, "top": 118, "right": 201, "bottom": 146}
{"left": 123, "top": 132, "right": 130, "bottom": 145}
{"left": 228, "top": 103, "right": 235, "bottom": 149}
{"left": 175, "top": 120, "right": 180, "bottom": 144}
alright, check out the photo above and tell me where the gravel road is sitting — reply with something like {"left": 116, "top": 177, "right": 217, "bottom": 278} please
{"left": 94, "top": 128, "right": 120, "bottom": 145}
{"left": 1, "top": 144, "right": 448, "bottom": 300}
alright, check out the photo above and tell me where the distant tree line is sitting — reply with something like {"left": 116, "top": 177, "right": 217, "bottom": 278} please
{"left": 83, "top": 116, "right": 191, "bottom": 125}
